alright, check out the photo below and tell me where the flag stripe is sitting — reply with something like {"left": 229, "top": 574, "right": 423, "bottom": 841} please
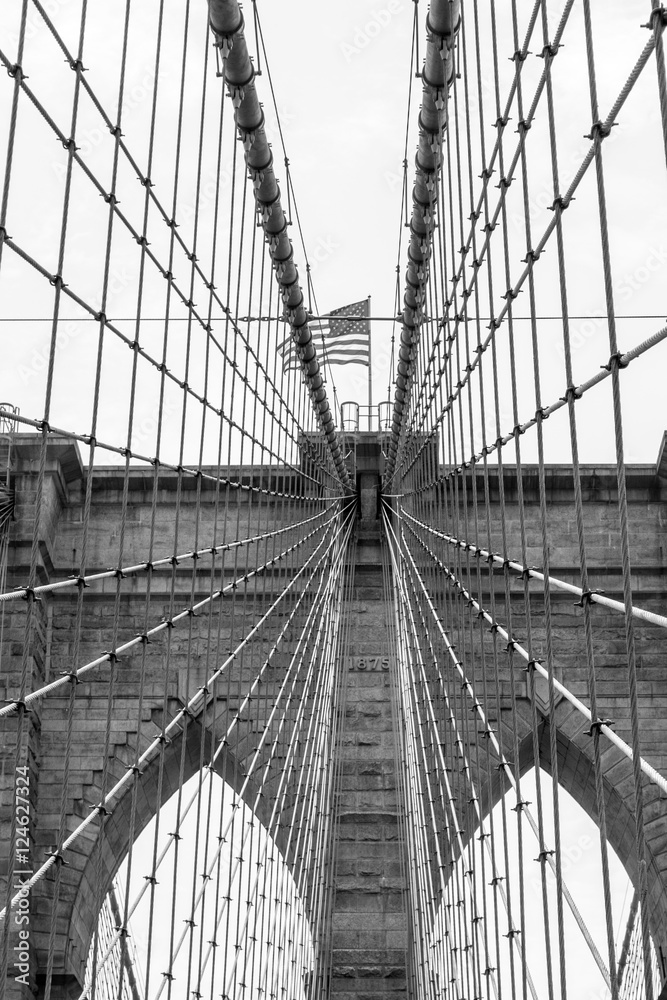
{"left": 310, "top": 328, "right": 369, "bottom": 341}
{"left": 321, "top": 348, "right": 370, "bottom": 357}
{"left": 318, "top": 340, "right": 369, "bottom": 349}
{"left": 278, "top": 298, "right": 370, "bottom": 370}
{"left": 321, "top": 358, "right": 370, "bottom": 366}
{"left": 313, "top": 335, "right": 369, "bottom": 346}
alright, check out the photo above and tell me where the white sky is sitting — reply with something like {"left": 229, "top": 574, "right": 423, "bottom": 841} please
{"left": 253, "top": 0, "right": 667, "bottom": 464}
{"left": 0, "top": 0, "right": 666, "bottom": 464}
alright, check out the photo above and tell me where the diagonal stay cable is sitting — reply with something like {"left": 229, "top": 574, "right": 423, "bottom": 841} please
{"left": 397, "top": 515, "right": 614, "bottom": 993}
{"left": 186, "top": 511, "right": 354, "bottom": 999}
{"left": 388, "top": 564, "right": 461, "bottom": 998}
{"left": 0, "top": 505, "right": 349, "bottom": 922}
{"left": 0, "top": 504, "right": 342, "bottom": 717}
{"left": 157, "top": 502, "right": 355, "bottom": 992}
{"left": 0, "top": 408, "right": 321, "bottom": 502}
{"left": 396, "top": 553, "right": 494, "bottom": 997}
{"left": 0, "top": 503, "right": 337, "bottom": 603}
{"left": 0, "top": 42, "right": 337, "bottom": 486}
{"left": 394, "top": 4, "right": 650, "bottom": 467}
{"left": 387, "top": 0, "right": 564, "bottom": 483}
{"left": 403, "top": 0, "right": 575, "bottom": 451}
{"left": 152, "top": 554, "right": 347, "bottom": 997}
{"left": 0, "top": 230, "right": 332, "bottom": 489}
{"left": 207, "top": 0, "right": 350, "bottom": 489}
{"left": 78, "top": 503, "right": 353, "bottom": 998}
{"left": 391, "top": 30, "right": 659, "bottom": 484}
{"left": 384, "top": 504, "right": 540, "bottom": 1000}
{"left": 402, "top": 323, "right": 667, "bottom": 494}
{"left": 402, "top": 518, "right": 667, "bottom": 798}
{"left": 401, "top": 509, "right": 667, "bottom": 630}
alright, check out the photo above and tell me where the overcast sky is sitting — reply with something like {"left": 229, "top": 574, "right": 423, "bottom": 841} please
{"left": 1, "top": 0, "right": 666, "bottom": 466}
{"left": 255, "top": 0, "right": 667, "bottom": 464}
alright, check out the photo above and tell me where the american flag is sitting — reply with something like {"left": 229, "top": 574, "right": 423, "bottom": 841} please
{"left": 278, "top": 299, "right": 371, "bottom": 370}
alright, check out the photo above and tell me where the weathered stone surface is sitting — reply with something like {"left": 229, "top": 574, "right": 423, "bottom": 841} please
{"left": 327, "top": 514, "right": 408, "bottom": 1000}
{"left": 2, "top": 432, "right": 667, "bottom": 998}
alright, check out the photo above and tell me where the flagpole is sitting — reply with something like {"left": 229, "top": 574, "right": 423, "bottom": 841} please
{"left": 367, "top": 295, "right": 372, "bottom": 428}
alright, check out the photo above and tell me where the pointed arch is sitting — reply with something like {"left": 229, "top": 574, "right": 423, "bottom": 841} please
{"left": 535, "top": 711, "right": 667, "bottom": 959}
{"left": 63, "top": 717, "right": 290, "bottom": 987}
{"left": 83, "top": 765, "right": 315, "bottom": 1000}
{"left": 472, "top": 703, "right": 667, "bottom": 962}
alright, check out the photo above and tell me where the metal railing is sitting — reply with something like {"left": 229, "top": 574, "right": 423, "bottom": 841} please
{"left": 340, "top": 401, "right": 392, "bottom": 432}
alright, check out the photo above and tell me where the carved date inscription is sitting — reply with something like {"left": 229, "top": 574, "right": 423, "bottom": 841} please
{"left": 348, "top": 656, "right": 390, "bottom": 671}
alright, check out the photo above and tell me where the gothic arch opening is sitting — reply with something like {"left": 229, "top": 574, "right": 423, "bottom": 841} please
{"left": 84, "top": 770, "right": 315, "bottom": 1000}
{"left": 534, "top": 715, "right": 667, "bottom": 964}
{"left": 459, "top": 711, "right": 667, "bottom": 970}
{"left": 433, "top": 762, "right": 663, "bottom": 999}
{"left": 66, "top": 718, "right": 293, "bottom": 989}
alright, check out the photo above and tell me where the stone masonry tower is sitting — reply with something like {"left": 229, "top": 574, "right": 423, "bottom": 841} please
{"left": 328, "top": 433, "right": 408, "bottom": 999}
{"left": 2, "top": 431, "right": 667, "bottom": 998}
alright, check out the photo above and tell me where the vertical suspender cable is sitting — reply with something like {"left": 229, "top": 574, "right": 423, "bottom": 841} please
{"left": 385, "top": 0, "right": 461, "bottom": 483}
{"left": 207, "top": 0, "right": 351, "bottom": 492}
